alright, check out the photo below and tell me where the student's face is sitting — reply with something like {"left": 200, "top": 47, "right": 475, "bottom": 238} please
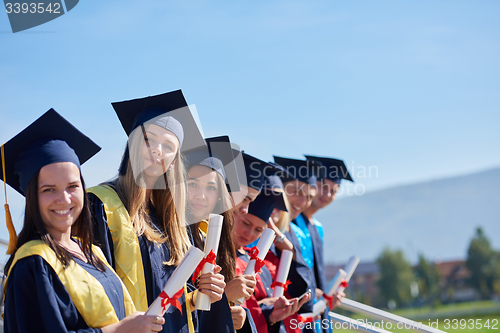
{"left": 141, "top": 124, "right": 180, "bottom": 178}
{"left": 187, "top": 165, "right": 220, "bottom": 222}
{"left": 37, "top": 162, "right": 84, "bottom": 239}
{"left": 312, "top": 179, "right": 339, "bottom": 209}
{"left": 284, "top": 180, "right": 317, "bottom": 220}
{"left": 231, "top": 185, "right": 260, "bottom": 217}
{"left": 232, "top": 212, "right": 267, "bottom": 249}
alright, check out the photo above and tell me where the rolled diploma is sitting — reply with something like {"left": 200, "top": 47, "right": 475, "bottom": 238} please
{"left": 235, "top": 228, "right": 276, "bottom": 304}
{"left": 145, "top": 246, "right": 205, "bottom": 316}
{"left": 337, "top": 255, "right": 360, "bottom": 292}
{"left": 312, "top": 268, "right": 347, "bottom": 316}
{"left": 195, "top": 214, "right": 224, "bottom": 311}
{"left": 272, "top": 249, "right": 293, "bottom": 297}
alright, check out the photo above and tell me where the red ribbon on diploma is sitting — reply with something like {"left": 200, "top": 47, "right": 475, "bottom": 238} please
{"left": 340, "top": 279, "right": 349, "bottom": 289}
{"left": 270, "top": 280, "right": 292, "bottom": 292}
{"left": 244, "top": 246, "right": 265, "bottom": 274}
{"left": 192, "top": 249, "right": 217, "bottom": 282}
{"left": 323, "top": 294, "right": 334, "bottom": 310}
{"left": 159, "top": 288, "right": 184, "bottom": 315}
{"left": 298, "top": 315, "right": 314, "bottom": 323}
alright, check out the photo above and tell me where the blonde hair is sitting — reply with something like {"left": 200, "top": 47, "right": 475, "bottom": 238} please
{"left": 115, "top": 126, "right": 190, "bottom": 265}
{"left": 274, "top": 191, "right": 291, "bottom": 233}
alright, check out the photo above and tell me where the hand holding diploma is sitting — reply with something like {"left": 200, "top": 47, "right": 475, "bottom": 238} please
{"left": 337, "top": 255, "right": 360, "bottom": 293}
{"left": 234, "top": 228, "right": 276, "bottom": 304}
{"left": 302, "top": 257, "right": 359, "bottom": 319}
{"left": 242, "top": 228, "right": 276, "bottom": 275}
{"left": 145, "top": 246, "right": 205, "bottom": 316}
{"left": 271, "top": 249, "right": 293, "bottom": 298}
{"left": 302, "top": 268, "right": 347, "bottom": 318}
{"left": 196, "top": 264, "right": 226, "bottom": 305}
{"left": 194, "top": 214, "right": 224, "bottom": 311}
{"left": 225, "top": 274, "right": 256, "bottom": 303}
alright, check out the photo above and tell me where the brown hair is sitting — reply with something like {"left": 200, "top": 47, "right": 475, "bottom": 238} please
{"left": 5, "top": 171, "right": 106, "bottom": 274}
{"left": 189, "top": 171, "right": 236, "bottom": 282}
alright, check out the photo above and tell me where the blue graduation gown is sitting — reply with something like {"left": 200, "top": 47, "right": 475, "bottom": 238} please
{"left": 4, "top": 254, "right": 125, "bottom": 333}
{"left": 89, "top": 192, "right": 198, "bottom": 333}
{"left": 283, "top": 226, "right": 316, "bottom": 313}
{"left": 294, "top": 214, "right": 329, "bottom": 333}
{"left": 292, "top": 214, "right": 327, "bottom": 291}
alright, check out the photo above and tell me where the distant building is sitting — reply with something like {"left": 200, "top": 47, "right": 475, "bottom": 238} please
{"left": 324, "top": 259, "right": 480, "bottom": 307}
{"left": 435, "top": 260, "right": 481, "bottom": 303}
{"left": 325, "top": 261, "right": 382, "bottom": 306}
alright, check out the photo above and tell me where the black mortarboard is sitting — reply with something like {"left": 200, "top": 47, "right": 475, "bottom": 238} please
{"left": 267, "top": 162, "right": 296, "bottom": 184}
{"left": 247, "top": 189, "right": 288, "bottom": 223}
{"left": 272, "top": 156, "right": 322, "bottom": 188}
{"left": 185, "top": 136, "right": 240, "bottom": 192}
{"left": 238, "top": 153, "right": 277, "bottom": 192}
{"left": 231, "top": 145, "right": 244, "bottom": 188}
{"left": 304, "top": 155, "right": 354, "bottom": 184}
{"left": 205, "top": 136, "right": 241, "bottom": 192}
{"left": 111, "top": 90, "right": 205, "bottom": 175}
{"left": 0, "top": 109, "right": 101, "bottom": 195}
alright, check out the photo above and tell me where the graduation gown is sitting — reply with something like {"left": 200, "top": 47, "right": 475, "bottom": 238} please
{"left": 192, "top": 222, "right": 235, "bottom": 333}
{"left": 283, "top": 226, "right": 316, "bottom": 313}
{"left": 292, "top": 214, "right": 326, "bottom": 292}
{"left": 293, "top": 214, "right": 329, "bottom": 333}
{"left": 4, "top": 251, "right": 126, "bottom": 333}
{"left": 264, "top": 245, "right": 302, "bottom": 333}
{"left": 236, "top": 250, "right": 286, "bottom": 333}
{"left": 89, "top": 185, "right": 198, "bottom": 333}
{"left": 237, "top": 307, "right": 259, "bottom": 333}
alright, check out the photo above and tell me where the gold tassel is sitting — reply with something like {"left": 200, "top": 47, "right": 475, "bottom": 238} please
{"left": 2, "top": 143, "right": 17, "bottom": 254}
{"left": 5, "top": 204, "right": 16, "bottom": 254}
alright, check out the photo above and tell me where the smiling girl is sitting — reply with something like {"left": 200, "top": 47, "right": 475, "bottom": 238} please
{"left": 1, "top": 109, "right": 164, "bottom": 333}
{"left": 88, "top": 91, "right": 225, "bottom": 333}
{"left": 185, "top": 137, "right": 261, "bottom": 332}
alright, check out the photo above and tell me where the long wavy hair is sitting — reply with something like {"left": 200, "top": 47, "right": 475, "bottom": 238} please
{"left": 5, "top": 171, "right": 106, "bottom": 274}
{"left": 273, "top": 190, "right": 291, "bottom": 232}
{"left": 113, "top": 125, "right": 190, "bottom": 265}
{"left": 188, "top": 170, "right": 236, "bottom": 282}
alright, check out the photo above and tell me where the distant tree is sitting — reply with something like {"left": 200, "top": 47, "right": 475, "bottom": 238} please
{"left": 376, "top": 248, "right": 415, "bottom": 308}
{"left": 414, "top": 253, "right": 441, "bottom": 305}
{"left": 466, "top": 227, "right": 500, "bottom": 298}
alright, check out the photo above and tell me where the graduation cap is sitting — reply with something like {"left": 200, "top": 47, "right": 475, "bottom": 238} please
{"left": 0, "top": 109, "right": 100, "bottom": 253}
{"left": 1, "top": 109, "right": 100, "bottom": 195}
{"left": 247, "top": 189, "right": 288, "bottom": 223}
{"left": 263, "top": 174, "right": 285, "bottom": 193}
{"left": 237, "top": 153, "right": 278, "bottom": 192}
{"left": 272, "top": 156, "right": 322, "bottom": 188}
{"left": 230, "top": 144, "right": 245, "bottom": 189}
{"left": 184, "top": 135, "right": 240, "bottom": 192}
{"left": 267, "top": 162, "right": 296, "bottom": 185}
{"left": 304, "top": 155, "right": 354, "bottom": 184}
{"left": 206, "top": 136, "right": 241, "bottom": 193}
{"left": 111, "top": 90, "right": 206, "bottom": 175}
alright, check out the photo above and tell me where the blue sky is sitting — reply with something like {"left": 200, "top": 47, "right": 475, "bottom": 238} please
{"left": 1, "top": 0, "right": 499, "bottom": 259}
